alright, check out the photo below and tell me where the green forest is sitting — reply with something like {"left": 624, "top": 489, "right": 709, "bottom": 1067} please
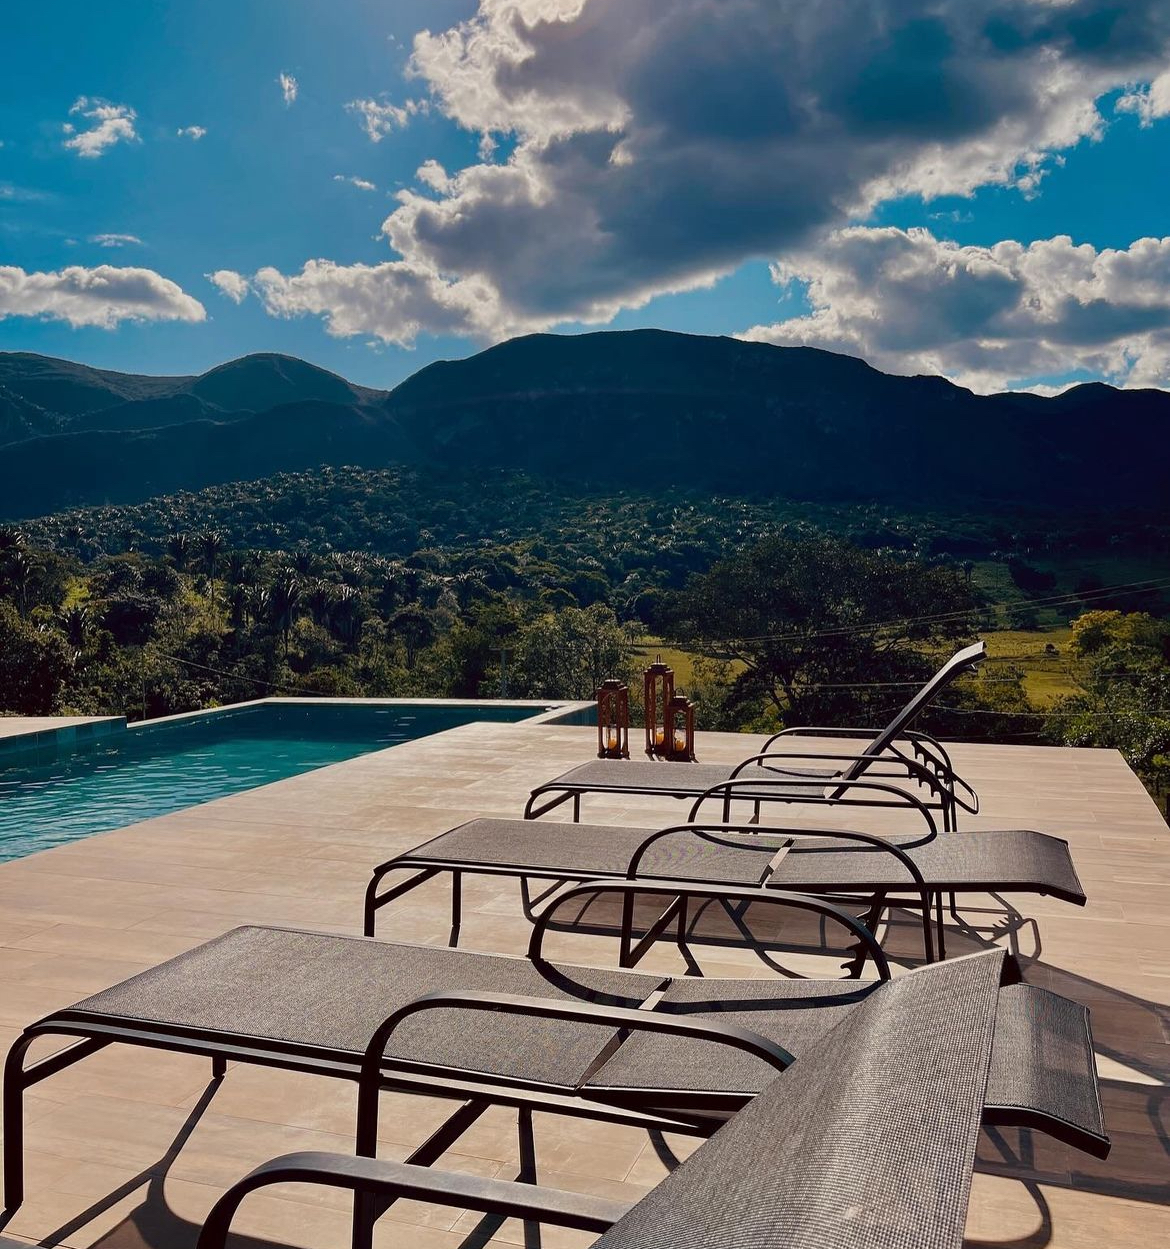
{"left": 2, "top": 465, "right": 1168, "bottom": 813}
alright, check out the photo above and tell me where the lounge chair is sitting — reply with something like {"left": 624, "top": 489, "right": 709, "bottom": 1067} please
{"left": 198, "top": 948, "right": 1105, "bottom": 1249}
{"left": 364, "top": 816, "right": 1086, "bottom": 961}
{"left": 3, "top": 883, "right": 1108, "bottom": 1218}
{"left": 525, "top": 640, "right": 986, "bottom": 829}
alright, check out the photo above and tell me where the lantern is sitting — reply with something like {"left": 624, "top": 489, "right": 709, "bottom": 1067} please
{"left": 643, "top": 658, "right": 674, "bottom": 759}
{"left": 596, "top": 679, "right": 630, "bottom": 758}
{"left": 664, "top": 694, "right": 697, "bottom": 762}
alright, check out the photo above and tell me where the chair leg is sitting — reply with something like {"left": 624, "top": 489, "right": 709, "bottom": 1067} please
{"left": 2, "top": 1034, "right": 35, "bottom": 1214}
{"left": 449, "top": 870, "right": 462, "bottom": 947}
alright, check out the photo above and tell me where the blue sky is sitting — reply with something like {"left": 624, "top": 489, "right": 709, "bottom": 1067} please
{"left": 4, "top": 1, "right": 1170, "bottom": 393}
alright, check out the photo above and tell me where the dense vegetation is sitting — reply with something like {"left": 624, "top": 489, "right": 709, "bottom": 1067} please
{"left": 2, "top": 471, "right": 1168, "bottom": 815}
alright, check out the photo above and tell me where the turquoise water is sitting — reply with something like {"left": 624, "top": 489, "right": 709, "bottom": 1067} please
{"left": 0, "top": 702, "right": 545, "bottom": 861}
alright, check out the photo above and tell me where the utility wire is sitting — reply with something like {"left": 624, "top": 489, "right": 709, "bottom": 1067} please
{"left": 688, "top": 574, "right": 1170, "bottom": 647}
{"left": 154, "top": 650, "right": 333, "bottom": 699}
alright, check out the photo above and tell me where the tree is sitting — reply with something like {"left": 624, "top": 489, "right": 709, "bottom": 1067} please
{"left": 167, "top": 533, "right": 190, "bottom": 570}
{"left": 1044, "top": 611, "right": 1170, "bottom": 802}
{"left": 268, "top": 569, "right": 302, "bottom": 656}
{"left": 512, "top": 603, "right": 634, "bottom": 699}
{"left": 390, "top": 606, "right": 436, "bottom": 669}
{"left": 0, "top": 601, "right": 73, "bottom": 714}
{"left": 199, "top": 531, "right": 225, "bottom": 607}
{"left": 669, "top": 536, "right": 978, "bottom": 729}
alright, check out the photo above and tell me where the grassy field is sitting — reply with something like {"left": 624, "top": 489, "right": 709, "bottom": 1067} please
{"left": 981, "top": 628, "right": 1078, "bottom": 705}
{"left": 635, "top": 628, "right": 1082, "bottom": 706}
{"left": 631, "top": 639, "right": 707, "bottom": 688}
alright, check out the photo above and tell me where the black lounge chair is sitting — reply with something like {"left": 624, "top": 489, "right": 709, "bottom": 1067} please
{"left": 365, "top": 816, "right": 1086, "bottom": 961}
{"left": 199, "top": 949, "right": 1105, "bottom": 1249}
{"left": 3, "top": 886, "right": 1108, "bottom": 1218}
{"left": 525, "top": 640, "right": 986, "bottom": 829}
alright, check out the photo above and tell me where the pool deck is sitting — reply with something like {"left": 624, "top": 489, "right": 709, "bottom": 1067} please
{"left": 0, "top": 721, "right": 1166, "bottom": 1248}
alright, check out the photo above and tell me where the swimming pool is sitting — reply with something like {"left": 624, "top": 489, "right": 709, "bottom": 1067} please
{"left": 0, "top": 701, "right": 552, "bottom": 861}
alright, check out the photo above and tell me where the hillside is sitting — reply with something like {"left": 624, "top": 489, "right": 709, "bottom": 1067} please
{"left": 2, "top": 331, "right": 1168, "bottom": 518}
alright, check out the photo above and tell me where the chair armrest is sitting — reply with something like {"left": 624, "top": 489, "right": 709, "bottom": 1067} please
{"left": 526, "top": 877, "right": 892, "bottom": 978}
{"left": 363, "top": 988, "right": 796, "bottom": 1076}
{"left": 687, "top": 776, "right": 939, "bottom": 834}
{"left": 730, "top": 751, "right": 946, "bottom": 796}
{"left": 197, "top": 1151, "right": 625, "bottom": 1249}
{"left": 624, "top": 826, "right": 936, "bottom": 962}
{"left": 352, "top": 979, "right": 799, "bottom": 1160}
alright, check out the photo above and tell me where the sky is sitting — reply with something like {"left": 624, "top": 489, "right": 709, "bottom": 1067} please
{"left": 4, "top": 0, "right": 1170, "bottom": 394}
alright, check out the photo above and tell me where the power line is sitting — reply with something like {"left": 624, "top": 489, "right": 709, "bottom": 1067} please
{"left": 689, "top": 574, "right": 1170, "bottom": 647}
{"left": 154, "top": 650, "right": 333, "bottom": 699}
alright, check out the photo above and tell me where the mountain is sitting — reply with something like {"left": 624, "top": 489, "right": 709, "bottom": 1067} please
{"left": 1, "top": 330, "right": 1168, "bottom": 519}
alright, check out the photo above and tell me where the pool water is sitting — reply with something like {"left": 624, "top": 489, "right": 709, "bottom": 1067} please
{"left": 0, "top": 702, "right": 545, "bottom": 861}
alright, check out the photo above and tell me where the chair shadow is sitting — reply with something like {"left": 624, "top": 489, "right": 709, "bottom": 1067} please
{"left": 548, "top": 886, "right": 1170, "bottom": 1220}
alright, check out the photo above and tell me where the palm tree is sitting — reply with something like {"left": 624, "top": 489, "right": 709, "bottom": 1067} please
{"left": 225, "top": 550, "right": 251, "bottom": 586}
{"left": 199, "top": 531, "right": 225, "bottom": 607}
{"left": 0, "top": 526, "right": 25, "bottom": 556}
{"left": 167, "top": 534, "right": 190, "bottom": 570}
{"left": 305, "top": 579, "right": 336, "bottom": 628}
{"left": 268, "top": 569, "right": 302, "bottom": 656}
{"left": 227, "top": 585, "right": 248, "bottom": 629}
{"left": 247, "top": 584, "right": 271, "bottom": 629}
{"left": 62, "top": 603, "right": 91, "bottom": 649}
{"left": 330, "top": 585, "right": 366, "bottom": 648}
{"left": 5, "top": 549, "right": 35, "bottom": 617}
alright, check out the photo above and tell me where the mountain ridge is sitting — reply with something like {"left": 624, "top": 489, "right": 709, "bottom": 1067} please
{"left": 1, "top": 330, "right": 1167, "bottom": 518}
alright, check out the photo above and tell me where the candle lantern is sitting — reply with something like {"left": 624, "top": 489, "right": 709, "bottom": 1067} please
{"left": 596, "top": 679, "right": 630, "bottom": 759}
{"left": 664, "top": 694, "right": 697, "bottom": 762}
{"left": 643, "top": 658, "right": 674, "bottom": 759}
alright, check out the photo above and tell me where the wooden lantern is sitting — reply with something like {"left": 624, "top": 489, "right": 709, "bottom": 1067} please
{"left": 663, "top": 694, "right": 697, "bottom": 762}
{"left": 643, "top": 658, "right": 674, "bottom": 759}
{"left": 596, "top": 679, "right": 630, "bottom": 759}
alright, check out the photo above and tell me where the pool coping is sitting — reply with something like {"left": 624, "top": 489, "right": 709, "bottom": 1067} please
{"left": 0, "top": 697, "right": 598, "bottom": 765}
{"left": 0, "top": 716, "right": 126, "bottom": 766}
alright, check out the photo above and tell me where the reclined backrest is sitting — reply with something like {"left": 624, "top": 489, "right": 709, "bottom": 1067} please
{"left": 839, "top": 639, "right": 986, "bottom": 783}
{"left": 594, "top": 949, "right": 1007, "bottom": 1249}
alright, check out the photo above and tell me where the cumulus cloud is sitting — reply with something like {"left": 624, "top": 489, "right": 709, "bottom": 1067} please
{"left": 333, "top": 174, "right": 377, "bottom": 191}
{"left": 0, "top": 265, "right": 205, "bottom": 328}
{"left": 206, "top": 270, "right": 250, "bottom": 303}
{"left": 279, "top": 73, "right": 298, "bottom": 106}
{"left": 345, "top": 96, "right": 426, "bottom": 141}
{"left": 246, "top": 1, "right": 1170, "bottom": 349}
{"left": 740, "top": 226, "right": 1170, "bottom": 391}
{"left": 89, "top": 233, "right": 143, "bottom": 248}
{"left": 177, "top": 125, "right": 207, "bottom": 140}
{"left": 63, "top": 97, "right": 139, "bottom": 158}
{"left": 248, "top": 259, "right": 519, "bottom": 347}
{"left": 416, "top": 160, "right": 451, "bottom": 192}
{"left": 1116, "top": 71, "right": 1170, "bottom": 126}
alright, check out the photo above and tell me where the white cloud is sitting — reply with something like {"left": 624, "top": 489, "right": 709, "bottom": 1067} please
{"left": 345, "top": 96, "right": 426, "bottom": 141}
{"left": 279, "top": 73, "right": 298, "bottom": 106}
{"left": 333, "top": 174, "right": 377, "bottom": 191}
{"left": 740, "top": 226, "right": 1170, "bottom": 391}
{"left": 177, "top": 125, "right": 207, "bottom": 140}
{"left": 1116, "top": 71, "right": 1170, "bottom": 127}
{"left": 0, "top": 265, "right": 205, "bottom": 328}
{"left": 247, "top": 1, "right": 1170, "bottom": 348}
{"left": 206, "top": 270, "right": 250, "bottom": 303}
{"left": 416, "top": 160, "right": 450, "bottom": 192}
{"left": 248, "top": 258, "right": 520, "bottom": 347}
{"left": 89, "top": 233, "right": 143, "bottom": 248}
{"left": 0, "top": 183, "right": 43, "bottom": 203}
{"left": 63, "top": 97, "right": 138, "bottom": 158}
